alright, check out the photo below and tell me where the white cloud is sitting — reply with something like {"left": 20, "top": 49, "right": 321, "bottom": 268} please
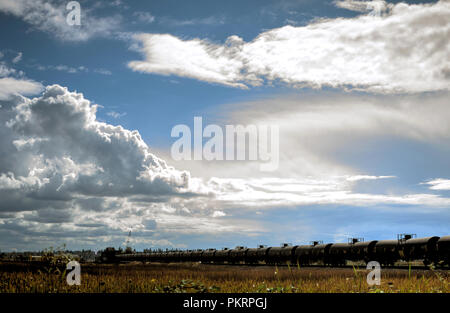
{"left": 107, "top": 111, "right": 126, "bottom": 119}
{"left": 346, "top": 175, "right": 395, "bottom": 182}
{"left": 3, "top": 85, "right": 191, "bottom": 200}
{"left": 424, "top": 179, "right": 450, "bottom": 191}
{"left": 334, "top": 0, "right": 388, "bottom": 14}
{"left": 93, "top": 68, "right": 112, "bottom": 75}
{"left": 129, "top": 1, "right": 450, "bottom": 93}
{"left": 133, "top": 11, "right": 155, "bottom": 24}
{"left": 0, "top": 0, "right": 121, "bottom": 41}
{"left": 0, "top": 63, "right": 17, "bottom": 77}
{"left": 203, "top": 177, "right": 450, "bottom": 209}
{"left": 0, "top": 77, "right": 43, "bottom": 100}
{"left": 37, "top": 64, "right": 112, "bottom": 75}
{"left": 161, "top": 91, "right": 450, "bottom": 208}
{"left": 37, "top": 64, "right": 88, "bottom": 73}
{"left": 12, "top": 52, "right": 22, "bottom": 64}
{"left": 160, "top": 15, "right": 226, "bottom": 27}
{"left": 212, "top": 210, "right": 226, "bottom": 218}
{"left": 128, "top": 34, "right": 248, "bottom": 88}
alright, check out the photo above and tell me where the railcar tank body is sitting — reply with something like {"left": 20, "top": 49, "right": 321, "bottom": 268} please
{"left": 293, "top": 245, "right": 313, "bottom": 265}
{"left": 191, "top": 250, "right": 203, "bottom": 262}
{"left": 246, "top": 246, "right": 269, "bottom": 264}
{"left": 229, "top": 246, "right": 248, "bottom": 264}
{"left": 266, "top": 247, "right": 282, "bottom": 265}
{"left": 374, "top": 240, "right": 401, "bottom": 266}
{"left": 215, "top": 248, "right": 231, "bottom": 264}
{"left": 351, "top": 240, "right": 377, "bottom": 263}
{"left": 311, "top": 243, "right": 332, "bottom": 265}
{"left": 202, "top": 249, "right": 216, "bottom": 264}
{"left": 437, "top": 236, "right": 450, "bottom": 266}
{"left": 328, "top": 243, "right": 351, "bottom": 266}
{"left": 403, "top": 236, "right": 439, "bottom": 265}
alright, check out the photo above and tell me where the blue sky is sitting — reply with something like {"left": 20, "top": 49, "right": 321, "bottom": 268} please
{"left": 0, "top": 0, "right": 449, "bottom": 251}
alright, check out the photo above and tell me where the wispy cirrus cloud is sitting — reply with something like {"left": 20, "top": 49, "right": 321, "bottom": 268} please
{"left": 132, "top": 11, "right": 155, "bottom": 24}
{"left": 12, "top": 52, "right": 22, "bottom": 64}
{"left": 36, "top": 64, "right": 112, "bottom": 75}
{"left": 106, "top": 111, "right": 126, "bottom": 119}
{"left": 159, "top": 15, "right": 226, "bottom": 27}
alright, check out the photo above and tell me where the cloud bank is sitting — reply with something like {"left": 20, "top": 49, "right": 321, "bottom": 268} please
{"left": 128, "top": 1, "right": 450, "bottom": 93}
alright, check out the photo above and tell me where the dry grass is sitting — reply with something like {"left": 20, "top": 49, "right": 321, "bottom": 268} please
{"left": 0, "top": 261, "right": 448, "bottom": 293}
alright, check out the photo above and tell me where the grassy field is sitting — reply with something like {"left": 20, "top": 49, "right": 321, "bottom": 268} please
{"left": 0, "top": 262, "right": 448, "bottom": 293}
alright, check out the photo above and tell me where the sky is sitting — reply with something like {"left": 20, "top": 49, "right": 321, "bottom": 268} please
{"left": 0, "top": 0, "right": 449, "bottom": 252}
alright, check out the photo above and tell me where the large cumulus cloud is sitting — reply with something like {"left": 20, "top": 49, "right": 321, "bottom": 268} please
{"left": 1, "top": 85, "right": 192, "bottom": 212}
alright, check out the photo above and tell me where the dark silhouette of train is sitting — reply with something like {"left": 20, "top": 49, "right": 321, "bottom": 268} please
{"left": 98, "top": 234, "right": 450, "bottom": 268}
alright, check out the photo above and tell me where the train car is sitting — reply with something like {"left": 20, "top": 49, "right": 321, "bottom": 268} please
{"left": 293, "top": 245, "right": 313, "bottom": 265}
{"left": 402, "top": 236, "right": 439, "bottom": 265}
{"left": 115, "top": 253, "right": 130, "bottom": 262}
{"left": 229, "top": 246, "right": 248, "bottom": 264}
{"left": 437, "top": 236, "right": 450, "bottom": 266}
{"left": 155, "top": 252, "right": 164, "bottom": 262}
{"left": 266, "top": 244, "right": 295, "bottom": 265}
{"left": 351, "top": 240, "right": 377, "bottom": 263}
{"left": 191, "top": 250, "right": 203, "bottom": 262}
{"left": 374, "top": 240, "right": 402, "bottom": 266}
{"left": 202, "top": 249, "right": 216, "bottom": 263}
{"left": 163, "top": 251, "right": 172, "bottom": 263}
{"left": 179, "top": 250, "right": 190, "bottom": 263}
{"left": 311, "top": 243, "right": 332, "bottom": 265}
{"left": 266, "top": 247, "right": 281, "bottom": 264}
{"left": 215, "top": 248, "right": 231, "bottom": 264}
{"left": 148, "top": 252, "right": 156, "bottom": 262}
{"left": 170, "top": 251, "right": 179, "bottom": 262}
{"left": 174, "top": 251, "right": 183, "bottom": 263}
{"left": 256, "top": 246, "right": 270, "bottom": 264}
{"left": 245, "top": 245, "right": 268, "bottom": 264}
{"left": 156, "top": 251, "right": 164, "bottom": 262}
{"left": 328, "top": 243, "right": 351, "bottom": 266}
{"left": 99, "top": 247, "right": 118, "bottom": 263}
{"left": 134, "top": 253, "right": 146, "bottom": 263}
{"left": 280, "top": 244, "right": 296, "bottom": 264}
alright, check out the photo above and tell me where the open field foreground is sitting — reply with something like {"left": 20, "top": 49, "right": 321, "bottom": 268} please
{"left": 0, "top": 262, "right": 448, "bottom": 293}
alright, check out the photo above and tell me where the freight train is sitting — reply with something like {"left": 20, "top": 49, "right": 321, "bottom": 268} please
{"left": 98, "top": 234, "right": 450, "bottom": 268}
